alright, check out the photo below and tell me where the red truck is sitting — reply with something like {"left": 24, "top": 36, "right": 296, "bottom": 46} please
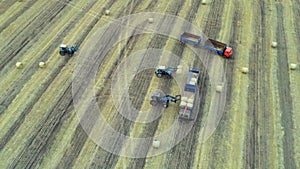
{"left": 180, "top": 32, "right": 233, "bottom": 58}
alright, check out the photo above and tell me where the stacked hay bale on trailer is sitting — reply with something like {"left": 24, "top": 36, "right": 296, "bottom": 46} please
{"left": 178, "top": 68, "right": 200, "bottom": 121}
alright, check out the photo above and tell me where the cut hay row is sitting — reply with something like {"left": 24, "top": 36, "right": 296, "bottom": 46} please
{"left": 0, "top": 0, "right": 119, "bottom": 167}
{"left": 0, "top": 0, "right": 299, "bottom": 168}
{"left": 282, "top": 0, "right": 300, "bottom": 167}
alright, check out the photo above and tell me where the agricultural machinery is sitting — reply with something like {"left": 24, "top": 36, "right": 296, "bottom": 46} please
{"left": 59, "top": 42, "right": 79, "bottom": 56}
{"left": 150, "top": 92, "right": 181, "bottom": 108}
{"left": 178, "top": 68, "right": 200, "bottom": 121}
{"left": 155, "top": 65, "right": 177, "bottom": 78}
{"left": 180, "top": 32, "right": 233, "bottom": 58}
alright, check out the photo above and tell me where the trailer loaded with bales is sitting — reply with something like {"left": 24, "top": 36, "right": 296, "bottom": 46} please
{"left": 180, "top": 32, "right": 233, "bottom": 58}
{"left": 178, "top": 68, "right": 200, "bottom": 121}
{"left": 153, "top": 66, "right": 200, "bottom": 122}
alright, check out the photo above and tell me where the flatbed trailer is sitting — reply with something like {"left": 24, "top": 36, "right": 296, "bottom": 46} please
{"left": 180, "top": 32, "right": 202, "bottom": 45}
{"left": 180, "top": 32, "right": 233, "bottom": 58}
{"left": 178, "top": 68, "right": 200, "bottom": 121}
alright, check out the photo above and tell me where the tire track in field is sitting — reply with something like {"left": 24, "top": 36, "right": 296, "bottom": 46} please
{"left": 58, "top": 28, "right": 143, "bottom": 169}
{"left": 120, "top": 0, "right": 192, "bottom": 167}
{"left": 56, "top": 1, "right": 157, "bottom": 168}
{"left": 0, "top": 0, "right": 39, "bottom": 33}
{"left": 0, "top": 0, "right": 19, "bottom": 15}
{"left": 293, "top": 0, "right": 300, "bottom": 64}
{"left": 0, "top": 0, "right": 75, "bottom": 109}
{"left": 6, "top": 0, "right": 119, "bottom": 166}
{"left": 89, "top": 22, "right": 173, "bottom": 169}
{"left": 202, "top": 0, "right": 224, "bottom": 39}
{"left": 188, "top": 0, "right": 226, "bottom": 168}
{"left": 244, "top": 1, "right": 263, "bottom": 168}
{"left": 154, "top": 1, "right": 210, "bottom": 169}
{"left": 0, "top": 1, "right": 68, "bottom": 71}
{"left": 0, "top": 0, "right": 105, "bottom": 146}
{"left": 164, "top": 62, "right": 209, "bottom": 169}
{"left": 0, "top": 0, "right": 77, "bottom": 149}
{"left": 129, "top": 0, "right": 227, "bottom": 168}
{"left": 8, "top": 85, "right": 74, "bottom": 169}
{"left": 244, "top": 1, "right": 273, "bottom": 168}
{"left": 0, "top": 0, "right": 116, "bottom": 167}
{"left": 206, "top": 1, "right": 240, "bottom": 168}
{"left": 275, "top": 2, "right": 296, "bottom": 168}
{"left": 89, "top": 1, "right": 187, "bottom": 168}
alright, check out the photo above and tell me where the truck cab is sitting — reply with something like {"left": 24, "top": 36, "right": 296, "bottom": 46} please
{"left": 205, "top": 38, "right": 233, "bottom": 58}
{"left": 223, "top": 47, "right": 233, "bottom": 58}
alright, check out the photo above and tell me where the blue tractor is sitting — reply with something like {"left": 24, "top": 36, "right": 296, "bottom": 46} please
{"left": 155, "top": 65, "right": 177, "bottom": 78}
{"left": 59, "top": 43, "right": 79, "bottom": 56}
{"left": 150, "top": 92, "right": 181, "bottom": 108}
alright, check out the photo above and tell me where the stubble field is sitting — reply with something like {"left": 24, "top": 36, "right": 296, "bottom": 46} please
{"left": 0, "top": 0, "right": 299, "bottom": 169}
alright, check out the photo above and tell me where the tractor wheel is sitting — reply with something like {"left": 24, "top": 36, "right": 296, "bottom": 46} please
{"left": 59, "top": 51, "right": 66, "bottom": 56}
{"left": 150, "top": 100, "right": 158, "bottom": 106}
{"left": 156, "top": 73, "right": 162, "bottom": 78}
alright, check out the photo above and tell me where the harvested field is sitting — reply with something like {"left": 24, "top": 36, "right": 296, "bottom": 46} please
{"left": 0, "top": 0, "right": 299, "bottom": 169}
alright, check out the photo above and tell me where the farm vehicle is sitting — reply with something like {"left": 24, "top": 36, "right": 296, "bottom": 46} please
{"left": 150, "top": 92, "right": 181, "bottom": 108}
{"left": 155, "top": 65, "right": 178, "bottom": 78}
{"left": 180, "top": 32, "right": 233, "bottom": 58}
{"left": 153, "top": 65, "right": 201, "bottom": 122}
{"left": 178, "top": 68, "right": 200, "bottom": 121}
{"left": 59, "top": 42, "right": 79, "bottom": 56}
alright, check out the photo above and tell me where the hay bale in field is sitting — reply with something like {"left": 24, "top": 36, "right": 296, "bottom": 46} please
{"left": 201, "top": 0, "right": 207, "bottom": 5}
{"left": 241, "top": 67, "right": 249, "bottom": 74}
{"left": 152, "top": 140, "right": 160, "bottom": 148}
{"left": 271, "top": 41, "right": 277, "bottom": 48}
{"left": 176, "top": 68, "right": 182, "bottom": 74}
{"left": 188, "top": 98, "right": 194, "bottom": 104}
{"left": 187, "top": 103, "right": 193, "bottom": 109}
{"left": 181, "top": 97, "right": 188, "bottom": 102}
{"left": 16, "top": 62, "right": 23, "bottom": 69}
{"left": 216, "top": 85, "right": 223, "bottom": 92}
{"left": 39, "top": 62, "right": 46, "bottom": 68}
{"left": 148, "top": 18, "right": 154, "bottom": 23}
{"left": 177, "top": 65, "right": 183, "bottom": 69}
{"left": 180, "top": 101, "right": 187, "bottom": 107}
{"left": 189, "top": 81, "right": 196, "bottom": 85}
{"left": 105, "top": 10, "right": 110, "bottom": 15}
{"left": 290, "top": 63, "right": 297, "bottom": 70}
{"left": 191, "top": 78, "right": 197, "bottom": 83}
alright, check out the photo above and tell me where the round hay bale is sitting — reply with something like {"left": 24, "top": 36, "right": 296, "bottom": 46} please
{"left": 290, "top": 63, "right": 297, "bottom": 70}
{"left": 201, "top": 0, "right": 207, "bottom": 5}
{"left": 271, "top": 41, "right": 277, "bottom": 48}
{"left": 189, "top": 81, "right": 196, "bottom": 85}
{"left": 241, "top": 67, "right": 249, "bottom": 74}
{"left": 152, "top": 140, "right": 160, "bottom": 148}
{"left": 39, "top": 62, "right": 46, "bottom": 68}
{"left": 177, "top": 65, "right": 183, "bottom": 69}
{"left": 188, "top": 98, "right": 194, "bottom": 104}
{"left": 148, "top": 17, "right": 154, "bottom": 23}
{"left": 176, "top": 68, "right": 182, "bottom": 74}
{"left": 105, "top": 10, "right": 110, "bottom": 15}
{"left": 191, "top": 78, "right": 197, "bottom": 83}
{"left": 16, "top": 62, "right": 23, "bottom": 69}
{"left": 216, "top": 85, "right": 223, "bottom": 92}
{"left": 181, "top": 97, "right": 188, "bottom": 102}
{"left": 187, "top": 103, "right": 193, "bottom": 109}
{"left": 180, "top": 101, "right": 187, "bottom": 107}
